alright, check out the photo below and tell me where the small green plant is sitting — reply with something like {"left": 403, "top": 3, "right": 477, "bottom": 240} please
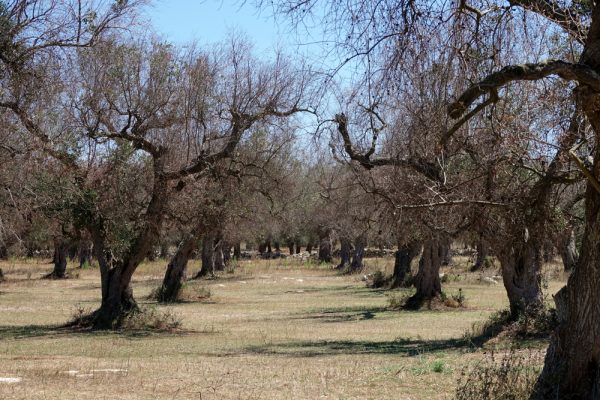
{"left": 431, "top": 360, "right": 446, "bottom": 373}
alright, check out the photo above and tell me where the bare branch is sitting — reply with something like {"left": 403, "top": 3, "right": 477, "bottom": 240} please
{"left": 448, "top": 60, "right": 600, "bottom": 120}
{"left": 508, "top": 0, "right": 587, "bottom": 43}
{"left": 334, "top": 113, "right": 443, "bottom": 182}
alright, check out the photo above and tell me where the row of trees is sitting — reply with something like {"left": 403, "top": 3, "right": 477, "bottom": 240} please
{"left": 1, "top": 0, "right": 598, "bottom": 397}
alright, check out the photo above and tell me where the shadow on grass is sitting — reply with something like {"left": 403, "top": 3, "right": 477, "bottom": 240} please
{"left": 243, "top": 337, "right": 475, "bottom": 358}
{"left": 289, "top": 305, "right": 390, "bottom": 323}
{"left": 0, "top": 323, "right": 203, "bottom": 340}
{"left": 298, "top": 285, "right": 390, "bottom": 297}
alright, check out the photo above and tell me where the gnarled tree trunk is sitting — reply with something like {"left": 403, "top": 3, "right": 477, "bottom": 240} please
{"left": 194, "top": 232, "right": 216, "bottom": 278}
{"left": 471, "top": 238, "right": 489, "bottom": 271}
{"left": 47, "top": 238, "right": 68, "bottom": 279}
{"left": 533, "top": 84, "right": 600, "bottom": 398}
{"left": 498, "top": 231, "right": 544, "bottom": 318}
{"left": 318, "top": 229, "right": 333, "bottom": 263}
{"left": 348, "top": 234, "right": 366, "bottom": 273}
{"left": 390, "top": 240, "right": 421, "bottom": 288}
{"left": 157, "top": 235, "right": 198, "bottom": 302}
{"left": 336, "top": 237, "right": 352, "bottom": 270}
{"left": 405, "top": 237, "right": 442, "bottom": 308}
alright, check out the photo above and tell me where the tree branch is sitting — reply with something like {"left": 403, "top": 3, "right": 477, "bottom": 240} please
{"left": 334, "top": 113, "right": 443, "bottom": 182}
{"left": 448, "top": 60, "right": 600, "bottom": 120}
{"left": 508, "top": 0, "right": 587, "bottom": 43}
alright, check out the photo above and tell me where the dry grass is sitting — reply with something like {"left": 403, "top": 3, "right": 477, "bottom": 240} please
{"left": 0, "top": 256, "right": 566, "bottom": 399}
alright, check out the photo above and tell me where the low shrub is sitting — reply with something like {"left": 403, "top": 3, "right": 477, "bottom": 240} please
{"left": 455, "top": 348, "right": 542, "bottom": 400}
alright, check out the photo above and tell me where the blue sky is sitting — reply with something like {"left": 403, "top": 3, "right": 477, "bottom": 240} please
{"left": 145, "top": 1, "right": 300, "bottom": 56}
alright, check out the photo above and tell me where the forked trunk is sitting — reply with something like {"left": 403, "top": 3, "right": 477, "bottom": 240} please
{"left": 93, "top": 266, "right": 138, "bottom": 329}
{"left": 158, "top": 235, "right": 198, "bottom": 302}
{"left": 497, "top": 234, "right": 544, "bottom": 318}
{"left": 405, "top": 237, "right": 442, "bottom": 308}
{"left": 336, "top": 238, "right": 352, "bottom": 269}
{"left": 348, "top": 234, "right": 366, "bottom": 273}
{"left": 390, "top": 240, "right": 421, "bottom": 288}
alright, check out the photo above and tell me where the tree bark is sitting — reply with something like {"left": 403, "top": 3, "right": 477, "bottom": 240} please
{"left": 390, "top": 240, "right": 421, "bottom": 288}
{"left": 533, "top": 84, "right": 600, "bottom": 398}
{"left": 405, "top": 237, "right": 443, "bottom": 308}
{"left": 194, "top": 232, "right": 216, "bottom": 278}
{"left": 471, "top": 238, "right": 489, "bottom": 271}
{"left": 47, "top": 238, "right": 68, "bottom": 279}
{"left": 498, "top": 235, "right": 544, "bottom": 317}
{"left": 318, "top": 229, "right": 333, "bottom": 263}
{"left": 295, "top": 243, "right": 301, "bottom": 254}
{"left": 558, "top": 229, "right": 578, "bottom": 272}
{"left": 336, "top": 237, "right": 352, "bottom": 269}
{"left": 348, "top": 234, "right": 366, "bottom": 273}
{"left": 157, "top": 235, "right": 198, "bottom": 302}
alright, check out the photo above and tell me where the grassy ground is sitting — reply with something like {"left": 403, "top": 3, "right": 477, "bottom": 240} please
{"left": 0, "top": 256, "right": 566, "bottom": 399}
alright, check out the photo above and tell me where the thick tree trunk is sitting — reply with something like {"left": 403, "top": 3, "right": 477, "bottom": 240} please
{"left": 93, "top": 266, "right": 138, "bottom": 329}
{"left": 336, "top": 238, "right": 352, "bottom": 269}
{"left": 533, "top": 85, "right": 600, "bottom": 398}
{"left": 194, "top": 232, "right": 216, "bottom": 278}
{"left": 157, "top": 235, "right": 197, "bottom": 302}
{"left": 390, "top": 241, "right": 421, "bottom": 288}
{"left": 471, "top": 238, "right": 489, "bottom": 271}
{"left": 295, "top": 243, "right": 301, "bottom": 254}
{"left": 348, "top": 234, "right": 366, "bottom": 273}
{"left": 48, "top": 238, "right": 68, "bottom": 279}
{"left": 558, "top": 229, "right": 578, "bottom": 272}
{"left": 318, "top": 230, "right": 333, "bottom": 263}
{"left": 533, "top": 189, "right": 600, "bottom": 398}
{"left": 498, "top": 234, "right": 544, "bottom": 318}
{"left": 406, "top": 237, "right": 443, "bottom": 308}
